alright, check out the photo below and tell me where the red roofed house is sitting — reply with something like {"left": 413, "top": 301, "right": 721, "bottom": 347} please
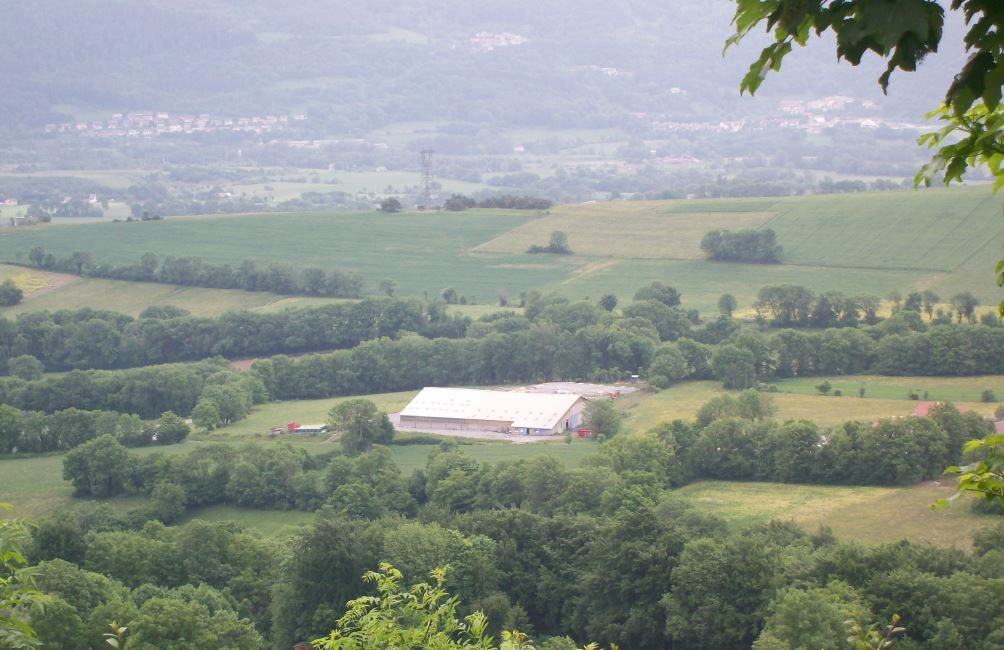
{"left": 912, "top": 402, "right": 970, "bottom": 417}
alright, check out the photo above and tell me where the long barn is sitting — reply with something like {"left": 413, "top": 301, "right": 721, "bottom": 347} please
{"left": 398, "top": 387, "right": 585, "bottom": 436}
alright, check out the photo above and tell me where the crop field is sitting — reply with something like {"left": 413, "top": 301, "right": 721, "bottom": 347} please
{"left": 676, "top": 480, "right": 993, "bottom": 548}
{"left": 0, "top": 263, "right": 57, "bottom": 295}
{"left": 0, "top": 211, "right": 578, "bottom": 303}
{"left": 0, "top": 277, "right": 303, "bottom": 318}
{"left": 762, "top": 187, "right": 1004, "bottom": 272}
{"left": 0, "top": 170, "right": 143, "bottom": 190}
{"left": 180, "top": 506, "right": 316, "bottom": 537}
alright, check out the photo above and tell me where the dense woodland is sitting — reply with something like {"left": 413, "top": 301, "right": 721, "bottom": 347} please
{"left": 17, "top": 402, "right": 1004, "bottom": 649}
{"left": 3, "top": 285, "right": 1004, "bottom": 648}
{"left": 1, "top": 282, "right": 1000, "bottom": 646}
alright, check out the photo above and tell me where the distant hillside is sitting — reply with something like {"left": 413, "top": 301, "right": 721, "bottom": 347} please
{"left": 0, "top": 187, "right": 999, "bottom": 314}
{"left": 0, "top": 0, "right": 967, "bottom": 131}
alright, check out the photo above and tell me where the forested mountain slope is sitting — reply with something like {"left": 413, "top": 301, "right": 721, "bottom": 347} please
{"left": 0, "top": 0, "right": 966, "bottom": 130}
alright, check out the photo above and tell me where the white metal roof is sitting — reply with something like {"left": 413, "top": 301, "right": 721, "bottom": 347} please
{"left": 400, "top": 387, "right": 583, "bottom": 430}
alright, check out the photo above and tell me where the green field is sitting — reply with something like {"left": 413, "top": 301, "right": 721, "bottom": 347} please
{"left": 0, "top": 186, "right": 998, "bottom": 314}
{"left": 677, "top": 480, "right": 991, "bottom": 548}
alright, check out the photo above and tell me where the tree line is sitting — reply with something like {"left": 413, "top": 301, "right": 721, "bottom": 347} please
{"left": 753, "top": 285, "right": 989, "bottom": 329}
{"left": 0, "top": 406, "right": 188, "bottom": 455}
{"left": 25, "top": 247, "right": 365, "bottom": 298}
{"left": 245, "top": 319, "right": 1004, "bottom": 404}
{"left": 0, "top": 359, "right": 264, "bottom": 421}
{"left": 1, "top": 301, "right": 999, "bottom": 426}
{"left": 0, "top": 298, "right": 469, "bottom": 374}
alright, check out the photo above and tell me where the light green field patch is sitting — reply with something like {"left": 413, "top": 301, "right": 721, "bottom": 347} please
{"left": 676, "top": 480, "right": 993, "bottom": 548}
{"left": 181, "top": 506, "right": 315, "bottom": 537}
{"left": 474, "top": 201, "right": 775, "bottom": 259}
{"left": 764, "top": 186, "right": 1004, "bottom": 272}
{"left": 774, "top": 374, "right": 1004, "bottom": 404}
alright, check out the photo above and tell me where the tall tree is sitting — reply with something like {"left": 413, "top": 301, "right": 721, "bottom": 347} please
{"left": 328, "top": 399, "right": 395, "bottom": 455}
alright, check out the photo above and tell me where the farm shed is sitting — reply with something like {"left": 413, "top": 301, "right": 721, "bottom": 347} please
{"left": 399, "top": 387, "right": 585, "bottom": 435}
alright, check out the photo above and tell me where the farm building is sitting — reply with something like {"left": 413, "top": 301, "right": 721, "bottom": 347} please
{"left": 399, "top": 387, "right": 585, "bottom": 436}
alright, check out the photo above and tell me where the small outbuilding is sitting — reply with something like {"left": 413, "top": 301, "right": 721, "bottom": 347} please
{"left": 399, "top": 387, "right": 585, "bottom": 435}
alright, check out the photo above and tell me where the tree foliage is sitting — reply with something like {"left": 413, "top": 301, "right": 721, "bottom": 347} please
{"left": 0, "top": 506, "right": 45, "bottom": 649}
{"left": 329, "top": 399, "right": 395, "bottom": 455}
{"left": 700, "top": 228, "right": 782, "bottom": 263}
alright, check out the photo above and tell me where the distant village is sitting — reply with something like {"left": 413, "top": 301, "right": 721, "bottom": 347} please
{"left": 44, "top": 111, "right": 308, "bottom": 138}
{"left": 644, "top": 95, "right": 926, "bottom": 135}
